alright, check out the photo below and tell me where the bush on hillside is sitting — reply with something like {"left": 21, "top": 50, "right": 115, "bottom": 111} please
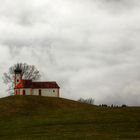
{"left": 122, "top": 104, "right": 127, "bottom": 107}
{"left": 78, "top": 98, "right": 94, "bottom": 105}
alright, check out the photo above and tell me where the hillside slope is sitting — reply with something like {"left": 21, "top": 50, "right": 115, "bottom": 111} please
{"left": 0, "top": 96, "right": 140, "bottom": 140}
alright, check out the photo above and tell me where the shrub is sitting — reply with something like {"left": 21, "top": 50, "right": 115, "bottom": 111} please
{"left": 78, "top": 98, "right": 94, "bottom": 105}
{"left": 122, "top": 104, "right": 127, "bottom": 107}
{"left": 101, "top": 104, "right": 108, "bottom": 107}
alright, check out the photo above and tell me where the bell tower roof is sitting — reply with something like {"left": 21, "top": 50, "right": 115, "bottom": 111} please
{"left": 14, "top": 68, "right": 22, "bottom": 74}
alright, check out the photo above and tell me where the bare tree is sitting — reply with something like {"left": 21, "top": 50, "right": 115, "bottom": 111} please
{"left": 3, "top": 63, "right": 41, "bottom": 95}
{"left": 78, "top": 98, "right": 94, "bottom": 105}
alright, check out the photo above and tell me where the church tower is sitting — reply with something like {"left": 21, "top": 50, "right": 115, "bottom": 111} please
{"left": 14, "top": 67, "right": 22, "bottom": 95}
{"left": 14, "top": 68, "right": 22, "bottom": 87}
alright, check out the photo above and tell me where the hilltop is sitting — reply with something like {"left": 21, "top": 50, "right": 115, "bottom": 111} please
{"left": 0, "top": 96, "right": 140, "bottom": 140}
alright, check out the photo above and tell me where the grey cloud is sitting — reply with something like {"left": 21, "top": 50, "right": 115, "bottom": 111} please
{"left": 97, "top": 0, "right": 140, "bottom": 14}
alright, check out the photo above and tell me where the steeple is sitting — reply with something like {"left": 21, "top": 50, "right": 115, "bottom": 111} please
{"left": 14, "top": 67, "right": 22, "bottom": 87}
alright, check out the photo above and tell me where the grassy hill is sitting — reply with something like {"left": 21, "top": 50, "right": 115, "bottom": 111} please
{"left": 0, "top": 96, "right": 140, "bottom": 140}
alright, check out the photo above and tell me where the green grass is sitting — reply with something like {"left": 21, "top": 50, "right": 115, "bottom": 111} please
{"left": 0, "top": 96, "right": 139, "bottom": 140}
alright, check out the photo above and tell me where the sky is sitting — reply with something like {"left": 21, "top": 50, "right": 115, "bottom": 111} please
{"left": 0, "top": 0, "right": 140, "bottom": 105}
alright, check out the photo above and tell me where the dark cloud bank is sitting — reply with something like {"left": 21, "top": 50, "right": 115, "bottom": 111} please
{"left": 0, "top": 0, "right": 140, "bottom": 105}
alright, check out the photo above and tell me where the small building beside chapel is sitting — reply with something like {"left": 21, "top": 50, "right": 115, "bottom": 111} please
{"left": 14, "top": 68, "right": 60, "bottom": 97}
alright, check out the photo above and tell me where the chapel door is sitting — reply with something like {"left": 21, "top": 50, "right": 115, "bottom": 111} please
{"left": 23, "top": 90, "right": 26, "bottom": 95}
{"left": 39, "top": 89, "right": 41, "bottom": 96}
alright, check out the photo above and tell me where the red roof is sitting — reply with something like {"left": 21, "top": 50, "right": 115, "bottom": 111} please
{"left": 15, "top": 80, "right": 60, "bottom": 89}
{"left": 32, "top": 82, "right": 59, "bottom": 88}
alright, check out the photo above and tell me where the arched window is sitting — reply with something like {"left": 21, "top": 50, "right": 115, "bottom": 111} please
{"left": 23, "top": 90, "right": 26, "bottom": 95}
{"left": 39, "top": 89, "right": 41, "bottom": 96}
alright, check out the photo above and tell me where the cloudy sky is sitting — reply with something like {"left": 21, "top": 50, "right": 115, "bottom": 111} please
{"left": 0, "top": 0, "right": 140, "bottom": 105}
